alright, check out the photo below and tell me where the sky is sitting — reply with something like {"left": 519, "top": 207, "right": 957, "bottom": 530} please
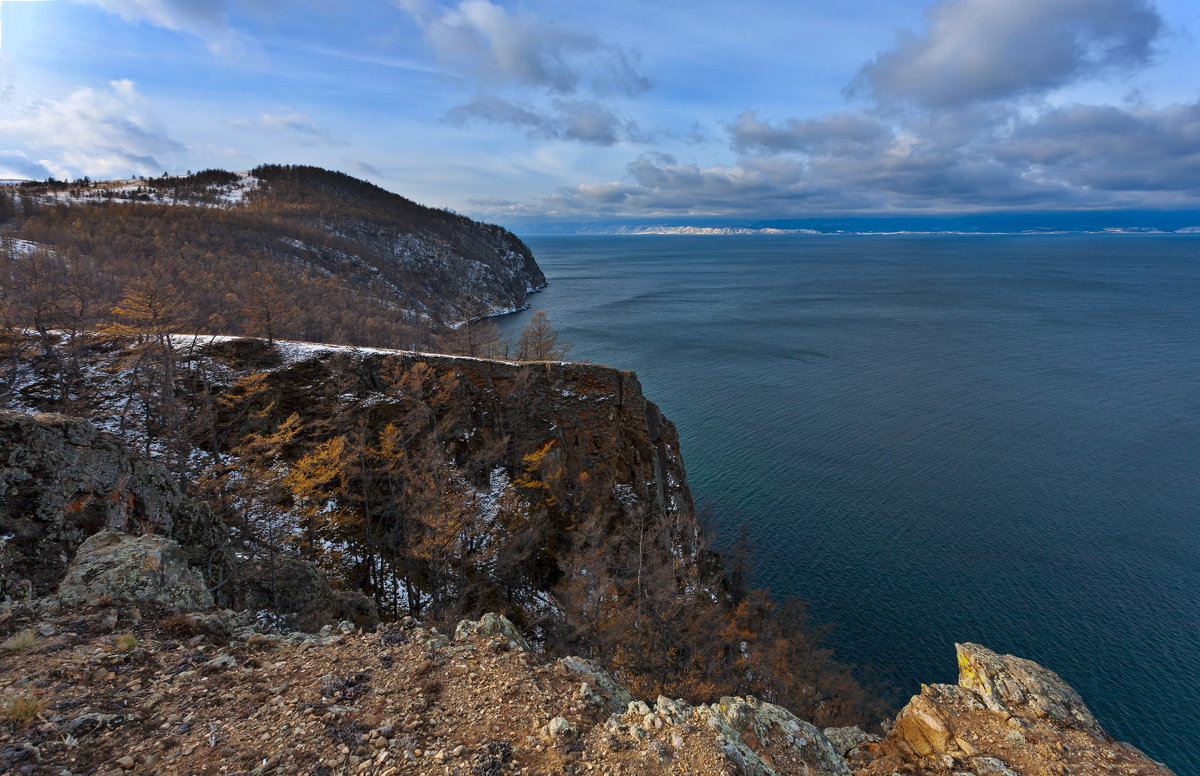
{"left": 0, "top": 0, "right": 1198, "bottom": 229}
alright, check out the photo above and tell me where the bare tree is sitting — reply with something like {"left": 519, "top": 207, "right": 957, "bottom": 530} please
{"left": 515, "top": 311, "right": 572, "bottom": 361}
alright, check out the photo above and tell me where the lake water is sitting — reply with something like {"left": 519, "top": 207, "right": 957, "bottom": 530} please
{"left": 497, "top": 235, "right": 1200, "bottom": 773}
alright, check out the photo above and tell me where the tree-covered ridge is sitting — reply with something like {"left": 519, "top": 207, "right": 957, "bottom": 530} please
{"left": 0, "top": 165, "right": 545, "bottom": 351}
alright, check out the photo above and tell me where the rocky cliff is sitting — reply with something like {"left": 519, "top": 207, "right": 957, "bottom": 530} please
{"left": 252, "top": 342, "right": 695, "bottom": 536}
{"left": 0, "top": 410, "right": 224, "bottom": 600}
{"left": 0, "top": 409, "right": 380, "bottom": 629}
{"left": 848, "top": 643, "right": 1175, "bottom": 776}
{"left": 0, "top": 337, "right": 1180, "bottom": 774}
{"left": 3, "top": 333, "right": 703, "bottom": 639}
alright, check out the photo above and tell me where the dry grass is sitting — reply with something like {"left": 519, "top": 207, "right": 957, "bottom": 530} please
{"left": 0, "top": 630, "right": 35, "bottom": 654}
{"left": 1, "top": 693, "right": 48, "bottom": 725}
{"left": 112, "top": 633, "right": 138, "bottom": 652}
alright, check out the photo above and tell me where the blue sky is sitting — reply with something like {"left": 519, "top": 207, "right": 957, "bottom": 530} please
{"left": 1, "top": 0, "right": 1198, "bottom": 227}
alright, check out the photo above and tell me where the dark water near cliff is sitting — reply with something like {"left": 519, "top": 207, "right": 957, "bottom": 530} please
{"left": 498, "top": 235, "right": 1200, "bottom": 773}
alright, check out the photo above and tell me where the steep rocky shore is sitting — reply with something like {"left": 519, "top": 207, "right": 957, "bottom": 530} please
{"left": 0, "top": 398, "right": 1178, "bottom": 775}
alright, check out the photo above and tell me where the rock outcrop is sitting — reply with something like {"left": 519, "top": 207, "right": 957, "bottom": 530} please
{"left": 0, "top": 409, "right": 375, "bottom": 631}
{"left": 453, "top": 612, "right": 529, "bottom": 652}
{"left": 0, "top": 410, "right": 225, "bottom": 600}
{"left": 692, "top": 696, "right": 853, "bottom": 776}
{"left": 850, "top": 642, "right": 1175, "bottom": 776}
{"left": 57, "top": 529, "right": 214, "bottom": 611}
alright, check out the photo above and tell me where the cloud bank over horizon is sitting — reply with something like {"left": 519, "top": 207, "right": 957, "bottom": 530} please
{"left": 474, "top": 0, "right": 1200, "bottom": 221}
{"left": 0, "top": 0, "right": 1198, "bottom": 222}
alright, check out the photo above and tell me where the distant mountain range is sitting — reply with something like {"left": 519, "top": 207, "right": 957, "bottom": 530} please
{"left": 508, "top": 210, "right": 1200, "bottom": 236}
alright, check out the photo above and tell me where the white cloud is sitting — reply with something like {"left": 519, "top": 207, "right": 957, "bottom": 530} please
{"left": 445, "top": 95, "right": 646, "bottom": 145}
{"left": 850, "top": 0, "right": 1162, "bottom": 108}
{"left": 0, "top": 79, "right": 183, "bottom": 179}
{"left": 69, "top": 0, "right": 269, "bottom": 56}
{"left": 232, "top": 110, "right": 343, "bottom": 146}
{"left": 0, "top": 150, "right": 53, "bottom": 181}
{"left": 996, "top": 99, "right": 1200, "bottom": 192}
{"left": 476, "top": 93, "right": 1200, "bottom": 220}
{"left": 729, "top": 111, "right": 893, "bottom": 157}
{"left": 397, "top": 0, "right": 649, "bottom": 95}
{"left": 396, "top": 0, "right": 652, "bottom": 145}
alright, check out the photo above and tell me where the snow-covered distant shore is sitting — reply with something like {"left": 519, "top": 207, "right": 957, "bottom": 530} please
{"left": 573, "top": 225, "right": 1200, "bottom": 236}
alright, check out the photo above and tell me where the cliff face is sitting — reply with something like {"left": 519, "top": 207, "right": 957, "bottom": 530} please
{"left": 4, "top": 334, "right": 703, "bottom": 631}
{"left": 283, "top": 346, "right": 695, "bottom": 531}
{"left": 0, "top": 409, "right": 378, "bottom": 629}
{"left": 229, "top": 341, "right": 704, "bottom": 594}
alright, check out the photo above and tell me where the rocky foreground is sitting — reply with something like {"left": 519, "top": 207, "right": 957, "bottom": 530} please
{"left": 0, "top": 562, "right": 1177, "bottom": 776}
{"left": 1, "top": 595, "right": 851, "bottom": 776}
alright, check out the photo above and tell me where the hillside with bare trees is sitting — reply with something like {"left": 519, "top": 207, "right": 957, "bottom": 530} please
{"left": 0, "top": 165, "right": 546, "bottom": 352}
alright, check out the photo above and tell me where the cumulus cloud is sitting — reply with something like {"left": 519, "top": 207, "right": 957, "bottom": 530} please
{"left": 850, "top": 0, "right": 1162, "bottom": 108}
{"left": 0, "top": 80, "right": 183, "bottom": 179}
{"left": 397, "top": 0, "right": 649, "bottom": 96}
{"left": 397, "top": 0, "right": 652, "bottom": 145}
{"left": 548, "top": 0, "right": 1177, "bottom": 218}
{"left": 478, "top": 93, "right": 1200, "bottom": 220}
{"left": 474, "top": 154, "right": 845, "bottom": 219}
{"left": 996, "top": 100, "right": 1200, "bottom": 192}
{"left": 445, "top": 95, "right": 645, "bottom": 145}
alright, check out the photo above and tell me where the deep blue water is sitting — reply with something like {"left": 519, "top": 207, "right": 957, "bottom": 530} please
{"left": 497, "top": 235, "right": 1200, "bottom": 773}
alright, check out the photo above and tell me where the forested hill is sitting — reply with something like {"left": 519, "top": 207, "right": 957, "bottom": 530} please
{"left": 0, "top": 165, "right": 546, "bottom": 349}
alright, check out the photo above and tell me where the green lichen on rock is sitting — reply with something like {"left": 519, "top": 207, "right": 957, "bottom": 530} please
{"left": 557, "top": 655, "right": 636, "bottom": 715}
{"left": 695, "top": 695, "right": 853, "bottom": 776}
{"left": 453, "top": 612, "right": 529, "bottom": 651}
{"left": 57, "top": 529, "right": 213, "bottom": 611}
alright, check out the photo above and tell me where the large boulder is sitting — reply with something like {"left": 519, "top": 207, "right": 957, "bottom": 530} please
{"left": 453, "top": 612, "right": 530, "bottom": 651}
{"left": 557, "top": 655, "right": 635, "bottom": 715}
{"left": 855, "top": 643, "right": 1176, "bottom": 776}
{"left": 58, "top": 529, "right": 213, "bottom": 611}
{"left": 0, "top": 410, "right": 226, "bottom": 599}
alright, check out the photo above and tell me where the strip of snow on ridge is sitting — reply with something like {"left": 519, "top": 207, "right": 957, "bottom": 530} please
{"left": 167, "top": 334, "right": 529, "bottom": 368}
{"left": 27, "top": 171, "right": 259, "bottom": 209}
